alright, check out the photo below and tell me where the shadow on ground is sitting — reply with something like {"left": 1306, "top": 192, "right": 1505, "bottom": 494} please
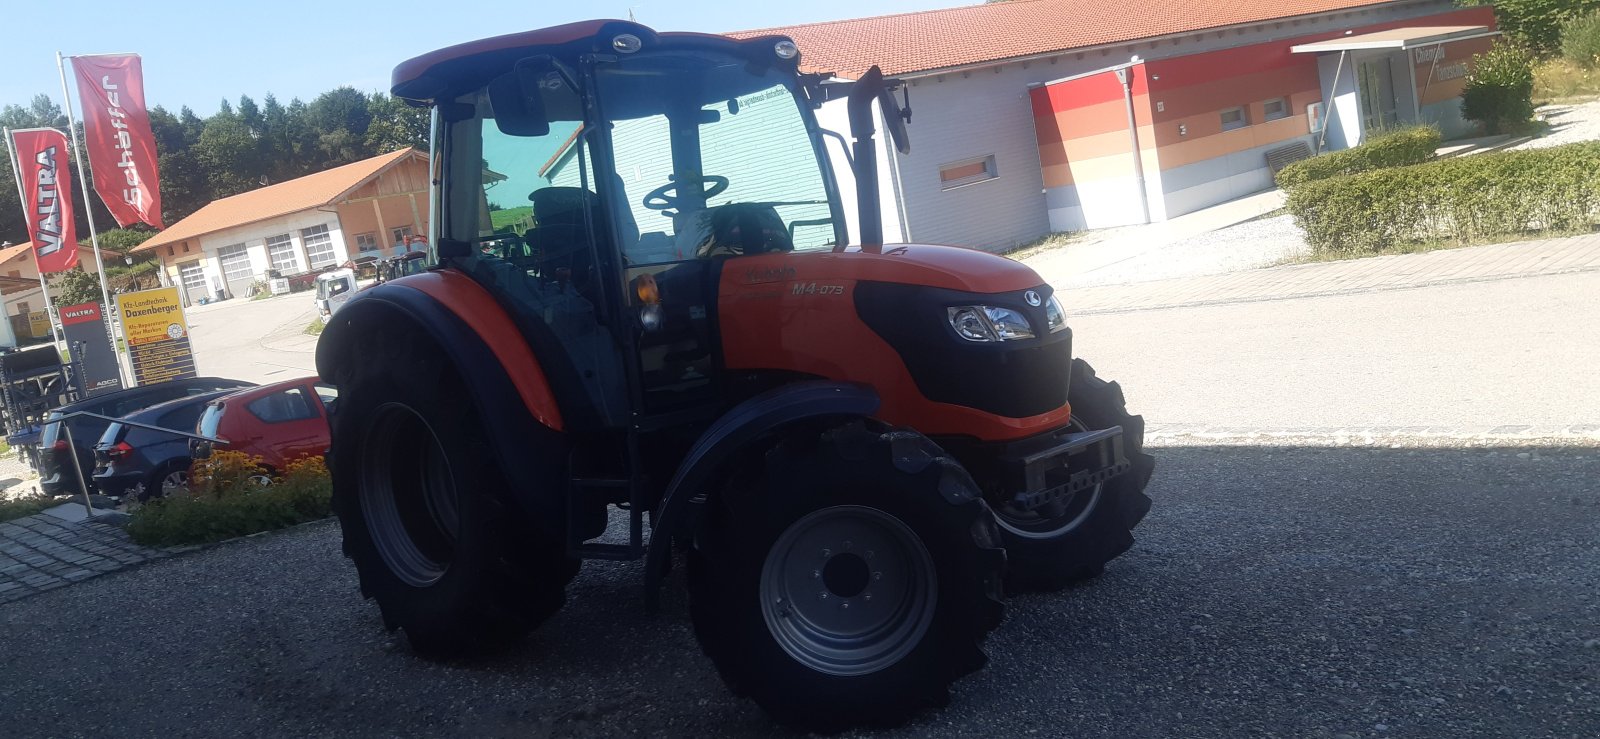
{"left": 0, "top": 446, "right": 1595, "bottom": 738}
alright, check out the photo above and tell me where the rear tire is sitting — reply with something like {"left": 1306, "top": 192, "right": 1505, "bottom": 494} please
{"left": 331, "top": 327, "right": 577, "bottom": 659}
{"left": 992, "top": 358, "right": 1155, "bottom": 593}
{"left": 687, "top": 422, "right": 1005, "bottom": 731}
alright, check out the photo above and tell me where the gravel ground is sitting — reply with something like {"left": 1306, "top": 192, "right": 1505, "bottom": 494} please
{"left": 1513, "top": 101, "right": 1600, "bottom": 151}
{"left": 1, "top": 446, "right": 1595, "bottom": 738}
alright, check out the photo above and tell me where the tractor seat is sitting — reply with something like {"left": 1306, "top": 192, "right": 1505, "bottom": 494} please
{"left": 692, "top": 203, "right": 793, "bottom": 258}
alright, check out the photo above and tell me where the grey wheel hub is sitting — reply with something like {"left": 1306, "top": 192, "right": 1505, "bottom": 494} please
{"left": 760, "top": 505, "right": 937, "bottom": 677}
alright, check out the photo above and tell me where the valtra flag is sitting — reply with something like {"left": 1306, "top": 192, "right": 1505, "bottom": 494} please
{"left": 10, "top": 128, "right": 80, "bottom": 273}
{"left": 71, "top": 54, "right": 164, "bottom": 228}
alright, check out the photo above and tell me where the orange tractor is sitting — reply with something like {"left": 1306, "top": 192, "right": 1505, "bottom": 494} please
{"left": 318, "top": 20, "right": 1153, "bottom": 730}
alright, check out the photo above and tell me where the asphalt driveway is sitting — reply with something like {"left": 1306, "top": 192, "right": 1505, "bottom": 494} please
{"left": 1, "top": 446, "right": 1595, "bottom": 738}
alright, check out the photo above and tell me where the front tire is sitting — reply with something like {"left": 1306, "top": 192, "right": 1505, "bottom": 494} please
{"left": 991, "top": 358, "right": 1155, "bottom": 593}
{"left": 331, "top": 328, "right": 577, "bottom": 658}
{"left": 688, "top": 422, "right": 1005, "bottom": 731}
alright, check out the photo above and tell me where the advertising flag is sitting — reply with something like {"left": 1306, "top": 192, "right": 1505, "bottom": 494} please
{"left": 71, "top": 54, "right": 164, "bottom": 228}
{"left": 9, "top": 128, "right": 80, "bottom": 273}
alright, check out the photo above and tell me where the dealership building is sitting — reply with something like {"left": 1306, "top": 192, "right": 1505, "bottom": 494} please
{"left": 740, "top": 0, "right": 1498, "bottom": 248}
{"left": 134, "top": 148, "right": 429, "bottom": 304}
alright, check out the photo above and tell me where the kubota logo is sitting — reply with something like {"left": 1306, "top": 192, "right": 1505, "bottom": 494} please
{"left": 745, "top": 265, "right": 795, "bottom": 284}
{"left": 1024, "top": 290, "right": 1042, "bottom": 307}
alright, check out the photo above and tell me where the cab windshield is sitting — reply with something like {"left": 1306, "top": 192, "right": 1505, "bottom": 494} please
{"left": 591, "top": 51, "right": 842, "bottom": 264}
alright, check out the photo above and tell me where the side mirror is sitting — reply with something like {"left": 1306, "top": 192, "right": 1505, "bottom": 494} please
{"left": 487, "top": 55, "right": 559, "bottom": 137}
{"left": 879, "top": 84, "right": 911, "bottom": 155}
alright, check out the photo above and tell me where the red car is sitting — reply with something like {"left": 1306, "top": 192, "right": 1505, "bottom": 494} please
{"left": 192, "top": 378, "right": 336, "bottom": 472}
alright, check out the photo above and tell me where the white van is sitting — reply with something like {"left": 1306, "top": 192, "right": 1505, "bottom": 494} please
{"left": 314, "top": 269, "right": 359, "bottom": 324}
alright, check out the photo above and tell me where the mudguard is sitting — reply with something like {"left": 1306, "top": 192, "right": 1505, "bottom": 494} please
{"left": 644, "top": 381, "right": 880, "bottom": 608}
{"left": 316, "top": 276, "right": 568, "bottom": 531}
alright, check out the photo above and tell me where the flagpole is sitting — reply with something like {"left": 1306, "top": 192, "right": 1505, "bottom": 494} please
{"left": 56, "top": 52, "right": 131, "bottom": 387}
{"left": 4, "top": 127, "right": 66, "bottom": 348}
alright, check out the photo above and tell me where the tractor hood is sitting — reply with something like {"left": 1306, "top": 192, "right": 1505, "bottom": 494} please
{"left": 751, "top": 244, "right": 1045, "bottom": 294}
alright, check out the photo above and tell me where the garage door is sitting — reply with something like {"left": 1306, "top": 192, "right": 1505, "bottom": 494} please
{"left": 178, "top": 261, "right": 208, "bottom": 303}
{"left": 216, "top": 243, "right": 255, "bottom": 298}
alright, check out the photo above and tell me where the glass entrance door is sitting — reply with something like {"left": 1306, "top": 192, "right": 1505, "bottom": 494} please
{"left": 1357, "top": 56, "right": 1399, "bottom": 131}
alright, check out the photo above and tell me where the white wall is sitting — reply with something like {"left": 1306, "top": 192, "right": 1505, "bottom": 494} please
{"left": 193, "top": 209, "right": 346, "bottom": 297}
{"left": 815, "top": 95, "right": 905, "bottom": 245}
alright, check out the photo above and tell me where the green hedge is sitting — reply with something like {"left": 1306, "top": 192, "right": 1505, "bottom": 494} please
{"left": 126, "top": 455, "right": 332, "bottom": 547}
{"left": 1286, "top": 141, "right": 1600, "bottom": 256}
{"left": 1275, "top": 127, "right": 1442, "bottom": 189}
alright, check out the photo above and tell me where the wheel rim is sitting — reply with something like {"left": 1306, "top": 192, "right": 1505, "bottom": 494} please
{"left": 993, "top": 418, "right": 1105, "bottom": 540}
{"left": 161, "top": 470, "right": 189, "bottom": 495}
{"left": 759, "top": 505, "right": 938, "bottom": 677}
{"left": 359, "top": 403, "right": 460, "bottom": 587}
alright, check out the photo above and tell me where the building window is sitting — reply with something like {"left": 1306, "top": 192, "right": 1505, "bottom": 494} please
{"left": 167, "top": 246, "right": 175, "bottom": 257}
{"left": 1263, "top": 98, "right": 1290, "bottom": 122}
{"left": 266, "top": 233, "right": 299, "bottom": 272}
{"left": 939, "top": 155, "right": 998, "bottom": 190}
{"left": 217, "top": 243, "right": 253, "bottom": 282}
{"left": 1220, "top": 106, "right": 1250, "bottom": 131}
{"left": 302, "top": 224, "right": 337, "bottom": 268}
{"left": 355, "top": 232, "right": 378, "bottom": 253}
{"left": 6, "top": 270, "right": 19, "bottom": 279}
{"left": 390, "top": 225, "right": 413, "bottom": 245}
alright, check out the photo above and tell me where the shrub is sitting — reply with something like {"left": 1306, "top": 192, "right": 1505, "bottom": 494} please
{"left": 1462, "top": 43, "right": 1537, "bottom": 135}
{"left": 1, "top": 492, "right": 55, "bottom": 522}
{"left": 1563, "top": 10, "right": 1600, "bottom": 68}
{"left": 1285, "top": 141, "right": 1600, "bottom": 256}
{"left": 1275, "top": 127, "right": 1441, "bottom": 188}
{"left": 126, "top": 451, "right": 332, "bottom": 547}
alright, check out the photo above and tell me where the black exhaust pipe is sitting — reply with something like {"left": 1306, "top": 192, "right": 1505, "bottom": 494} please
{"left": 847, "top": 66, "right": 886, "bottom": 249}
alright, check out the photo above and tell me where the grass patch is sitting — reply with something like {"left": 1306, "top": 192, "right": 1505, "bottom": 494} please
{"left": 1002, "top": 230, "right": 1092, "bottom": 262}
{"left": 1534, "top": 58, "right": 1600, "bottom": 103}
{"left": 126, "top": 453, "right": 332, "bottom": 547}
{"left": 1, "top": 493, "right": 55, "bottom": 522}
{"left": 303, "top": 318, "right": 325, "bottom": 336}
{"left": 491, "top": 205, "right": 533, "bottom": 232}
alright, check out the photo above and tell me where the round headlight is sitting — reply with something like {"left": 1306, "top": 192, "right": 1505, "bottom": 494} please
{"left": 613, "top": 34, "right": 643, "bottom": 54}
{"left": 774, "top": 40, "right": 799, "bottom": 60}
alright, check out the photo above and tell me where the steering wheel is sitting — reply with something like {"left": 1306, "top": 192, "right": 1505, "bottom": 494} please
{"left": 642, "top": 175, "right": 729, "bottom": 212}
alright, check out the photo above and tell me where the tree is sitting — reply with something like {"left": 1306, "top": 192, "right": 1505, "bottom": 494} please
{"left": 1561, "top": 9, "right": 1600, "bottom": 67}
{"left": 196, "top": 113, "right": 262, "bottom": 198}
{"left": 365, "top": 93, "right": 430, "bottom": 153}
{"left": 49, "top": 266, "right": 104, "bottom": 307}
{"left": 1460, "top": 0, "right": 1600, "bottom": 55}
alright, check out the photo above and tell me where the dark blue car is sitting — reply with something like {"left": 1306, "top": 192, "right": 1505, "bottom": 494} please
{"left": 91, "top": 389, "right": 239, "bottom": 500}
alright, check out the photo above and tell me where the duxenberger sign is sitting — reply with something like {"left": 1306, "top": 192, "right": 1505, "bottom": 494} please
{"left": 115, "top": 287, "right": 196, "bottom": 385}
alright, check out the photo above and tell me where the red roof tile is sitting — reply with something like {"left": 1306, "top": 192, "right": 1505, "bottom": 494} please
{"left": 731, "top": 0, "right": 1402, "bottom": 77}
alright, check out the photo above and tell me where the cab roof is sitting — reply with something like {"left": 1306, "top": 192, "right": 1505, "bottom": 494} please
{"left": 390, "top": 19, "right": 795, "bottom": 105}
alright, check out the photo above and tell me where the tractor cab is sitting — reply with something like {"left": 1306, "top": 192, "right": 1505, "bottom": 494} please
{"left": 407, "top": 21, "right": 883, "bottom": 428}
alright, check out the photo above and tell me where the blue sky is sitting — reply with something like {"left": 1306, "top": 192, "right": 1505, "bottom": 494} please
{"left": 2, "top": 0, "right": 970, "bottom": 116}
